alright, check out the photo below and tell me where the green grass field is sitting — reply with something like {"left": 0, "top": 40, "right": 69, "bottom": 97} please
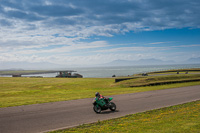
{"left": 116, "top": 74, "right": 200, "bottom": 87}
{"left": 134, "top": 68, "right": 200, "bottom": 76}
{"left": 1, "top": 69, "right": 200, "bottom": 133}
{"left": 52, "top": 100, "right": 200, "bottom": 133}
{"left": 0, "top": 73, "right": 200, "bottom": 108}
{"left": 0, "top": 70, "right": 56, "bottom": 75}
{"left": 148, "top": 68, "right": 200, "bottom": 75}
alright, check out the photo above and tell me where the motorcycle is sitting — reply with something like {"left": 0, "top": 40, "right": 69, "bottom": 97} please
{"left": 93, "top": 97, "right": 116, "bottom": 113}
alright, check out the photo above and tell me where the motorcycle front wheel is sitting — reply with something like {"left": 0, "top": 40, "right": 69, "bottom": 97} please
{"left": 109, "top": 102, "right": 116, "bottom": 111}
{"left": 93, "top": 105, "right": 101, "bottom": 113}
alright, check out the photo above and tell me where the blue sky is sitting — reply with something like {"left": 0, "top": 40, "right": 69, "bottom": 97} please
{"left": 0, "top": 0, "right": 200, "bottom": 66}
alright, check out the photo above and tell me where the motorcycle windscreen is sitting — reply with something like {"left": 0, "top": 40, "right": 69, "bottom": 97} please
{"left": 108, "top": 97, "right": 113, "bottom": 101}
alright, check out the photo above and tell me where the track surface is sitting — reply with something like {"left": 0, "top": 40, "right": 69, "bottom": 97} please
{"left": 0, "top": 85, "right": 200, "bottom": 133}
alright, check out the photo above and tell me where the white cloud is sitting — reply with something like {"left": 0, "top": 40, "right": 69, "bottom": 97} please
{"left": 171, "top": 44, "right": 200, "bottom": 48}
{"left": 149, "top": 42, "right": 170, "bottom": 45}
{"left": 96, "top": 46, "right": 170, "bottom": 53}
{"left": 0, "top": 0, "right": 200, "bottom": 67}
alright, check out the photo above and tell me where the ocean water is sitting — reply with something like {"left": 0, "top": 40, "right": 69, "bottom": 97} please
{"left": 2, "top": 64, "right": 200, "bottom": 78}
{"left": 75, "top": 64, "right": 200, "bottom": 78}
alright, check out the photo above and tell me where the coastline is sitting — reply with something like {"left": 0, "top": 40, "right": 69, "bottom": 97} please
{"left": 0, "top": 64, "right": 200, "bottom": 78}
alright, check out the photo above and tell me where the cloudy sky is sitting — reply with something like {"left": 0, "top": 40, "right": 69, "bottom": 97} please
{"left": 0, "top": 0, "right": 200, "bottom": 66}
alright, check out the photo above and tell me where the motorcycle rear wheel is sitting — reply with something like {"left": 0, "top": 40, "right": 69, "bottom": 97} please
{"left": 109, "top": 102, "right": 116, "bottom": 111}
{"left": 93, "top": 105, "right": 101, "bottom": 113}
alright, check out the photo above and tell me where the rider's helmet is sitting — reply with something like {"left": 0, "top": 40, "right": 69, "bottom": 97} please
{"left": 95, "top": 92, "right": 100, "bottom": 97}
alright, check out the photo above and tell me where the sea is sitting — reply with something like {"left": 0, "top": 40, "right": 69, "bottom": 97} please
{"left": 2, "top": 64, "right": 200, "bottom": 78}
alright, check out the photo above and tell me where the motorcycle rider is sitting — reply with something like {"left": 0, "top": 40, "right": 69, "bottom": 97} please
{"left": 95, "top": 92, "right": 108, "bottom": 103}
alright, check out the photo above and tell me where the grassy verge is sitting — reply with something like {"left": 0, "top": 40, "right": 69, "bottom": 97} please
{"left": 0, "top": 75, "right": 200, "bottom": 108}
{"left": 148, "top": 68, "right": 200, "bottom": 75}
{"left": 134, "top": 68, "right": 200, "bottom": 76}
{"left": 0, "top": 70, "right": 56, "bottom": 75}
{"left": 51, "top": 100, "right": 200, "bottom": 133}
{"left": 116, "top": 74, "right": 200, "bottom": 87}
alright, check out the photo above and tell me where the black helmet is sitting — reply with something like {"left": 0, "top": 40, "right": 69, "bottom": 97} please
{"left": 95, "top": 92, "right": 100, "bottom": 97}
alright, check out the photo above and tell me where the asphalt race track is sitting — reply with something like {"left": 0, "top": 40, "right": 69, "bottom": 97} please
{"left": 0, "top": 85, "right": 200, "bottom": 133}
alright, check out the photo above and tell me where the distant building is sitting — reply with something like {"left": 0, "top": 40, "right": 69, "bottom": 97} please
{"left": 142, "top": 73, "right": 148, "bottom": 76}
{"left": 12, "top": 74, "right": 21, "bottom": 77}
{"left": 56, "top": 71, "right": 83, "bottom": 78}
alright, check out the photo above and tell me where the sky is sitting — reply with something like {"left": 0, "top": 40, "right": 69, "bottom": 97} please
{"left": 0, "top": 0, "right": 200, "bottom": 66}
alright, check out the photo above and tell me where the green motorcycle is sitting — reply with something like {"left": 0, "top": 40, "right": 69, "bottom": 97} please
{"left": 93, "top": 97, "right": 116, "bottom": 113}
